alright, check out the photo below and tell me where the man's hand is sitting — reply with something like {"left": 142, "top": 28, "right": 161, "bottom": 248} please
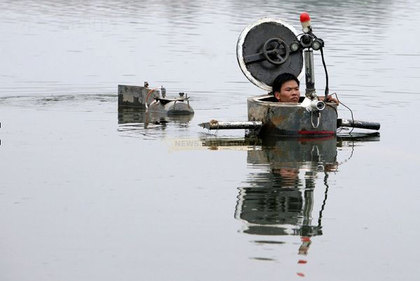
{"left": 319, "top": 95, "right": 339, "bottom": 104}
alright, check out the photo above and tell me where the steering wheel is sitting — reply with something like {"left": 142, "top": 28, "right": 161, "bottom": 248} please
{"left": 262, "top": 38, "right": 289, "bottom": 65}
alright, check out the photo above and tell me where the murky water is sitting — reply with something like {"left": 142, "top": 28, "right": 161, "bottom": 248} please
{"left": 1, "top": 0, "right": 420, "bottom": 280}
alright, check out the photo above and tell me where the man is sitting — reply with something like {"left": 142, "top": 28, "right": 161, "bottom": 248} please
{"left": 272, "top": 73, "right": 301, "bottom": 103}
{"left": 272, "top": 73, "right": 338, "bottom": 103}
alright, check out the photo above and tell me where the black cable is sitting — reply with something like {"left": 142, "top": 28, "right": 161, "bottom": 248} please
{"left": 317, "top": 172, "right": 329, "bottom": 228}
{"left": 320, "top": 48, "right": 329, "bottom": 100}
{"left": 332, "top": 93, "right": 355, "bottom": 135}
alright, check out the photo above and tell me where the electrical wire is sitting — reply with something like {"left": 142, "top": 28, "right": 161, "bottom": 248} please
{"left": 331, "top": 92, "right": 355, "bottom": 135}
{"left": 298, "top": 32, "right": 355, "bottom": 135}
{"left": 319, "top": 43, "right": 355, "bottom": 135}
{"left": 320, "top": 48, "right": 329, "bottom": 100}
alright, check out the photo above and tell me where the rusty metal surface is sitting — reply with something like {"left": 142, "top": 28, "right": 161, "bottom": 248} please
{"left": 248, "top": 95, "right": 337, "bottom": 137}
{"left": 199, "top": 120, "right": 262, "bottom": 130}
{"left": 118, "top": 85, "right": 160, "bottom": 108}
{"left": 237, "top": 18, "right": 303, "bottom": 91}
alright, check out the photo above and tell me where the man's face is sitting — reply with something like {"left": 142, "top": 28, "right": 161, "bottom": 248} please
{"left": 274, "top": 80, "right": 300, "bottom": 103}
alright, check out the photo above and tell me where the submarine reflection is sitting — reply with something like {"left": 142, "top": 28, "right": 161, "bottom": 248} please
{"left": 201, "top": 133, "right": 378, "bottom": 269}
{"left": 235, "top": 137, "right": 337, "bottom": 238}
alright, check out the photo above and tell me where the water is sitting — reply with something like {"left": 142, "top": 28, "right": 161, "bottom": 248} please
{"left": 1, "top": 0, "right": 420, "bottom": 280}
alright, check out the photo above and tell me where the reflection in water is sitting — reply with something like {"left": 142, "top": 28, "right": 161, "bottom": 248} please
{"left": 117, "top": 107, "right": 194, "bottom": 140}
{"left": 200, "top": 137, "right": 262, "bottom": 150}
{"left": 118, "top": 107, "right": 193, "bottom": 125}
{"left": 236, "top": 138, "right": 337, "bottom": 237}
{"left": 118, "top": 108, "right": 148, "bottom": 124}
{"left": 199, "top": 135, "right": 375, "bottom": 276}
{"left": 235, "top": 137, "right": 337, "bottom": 275}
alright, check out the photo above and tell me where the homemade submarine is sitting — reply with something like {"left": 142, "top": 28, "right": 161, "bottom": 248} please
{"left": 200, "top": 13, "right": 380, "bottom": 137}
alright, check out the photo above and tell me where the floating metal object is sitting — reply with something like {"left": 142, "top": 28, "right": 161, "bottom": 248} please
{"left": 200, "top": 14, "right": 380, "bottom": 137}
{"left": 118, "top": 82, "right": 194, "bottom": 116}
{"left": 147, "top": 92, "right": 194, "bottom": 116}
{"left": 200, "top": 96, "right": 337, "bottom": 136}
{"left": 118, "top": 84, "right": 158, "bottom": 109}
{"left": 118, "top": 83, "right": 160, "bottom": 109}
{"left": 247, "top": 96, "right": 337, "bottom": 136}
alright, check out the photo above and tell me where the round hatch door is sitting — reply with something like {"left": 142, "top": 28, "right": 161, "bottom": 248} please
{"left": 237, "top": 18, "right": 303, "bottom": 91}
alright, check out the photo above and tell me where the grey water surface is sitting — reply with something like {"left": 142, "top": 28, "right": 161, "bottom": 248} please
{"left": 1, "top": 0, "right": 420, "bottom": 280}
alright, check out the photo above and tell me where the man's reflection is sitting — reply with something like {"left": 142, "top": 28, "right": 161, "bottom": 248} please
{"left": 274, "top": 167, "right": 299, "bottom": 180}
{"left": 235, "top": 137, "right": 337, "bottom": 275}
{"left": 200, "top": 133, "right": 378, "bottom": 276}
{"left": 236, "top": 137, "right": 336, "bottom": 236}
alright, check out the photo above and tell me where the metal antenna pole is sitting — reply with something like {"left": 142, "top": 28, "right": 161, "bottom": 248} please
{"left": 304, "top": 49, "right": 316, "bottom": 99}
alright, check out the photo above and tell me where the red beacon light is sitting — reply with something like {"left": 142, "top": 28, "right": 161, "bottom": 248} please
{"left": 300, "top": 12, "right": 312, "bottom": 33}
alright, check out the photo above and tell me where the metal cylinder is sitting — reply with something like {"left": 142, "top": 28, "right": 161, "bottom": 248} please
{"left": 199, "top": 121, "right": 262, "bottom": 130}
{"left": 337, "top": 119, "right": 381, "bottom": 130}
{"left": 311, "top": 100, "right": 325, "bottom": 111}
{"left": 304, "top": 50, "right": 316, "bottom": 98}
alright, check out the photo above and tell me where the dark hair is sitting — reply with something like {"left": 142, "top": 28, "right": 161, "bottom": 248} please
{"left": 272, "top": 73, "right": 300, "bottom": 94}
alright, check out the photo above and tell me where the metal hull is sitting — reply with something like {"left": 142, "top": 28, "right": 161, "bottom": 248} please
{"left": 148, "top": 99, "right": 194, "bottom": 116}
{"left": 248, "top": 95, "right": 337, "bottom": 137}
{"left": 118, "top": 85, "right": 159, "bottom": 109}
